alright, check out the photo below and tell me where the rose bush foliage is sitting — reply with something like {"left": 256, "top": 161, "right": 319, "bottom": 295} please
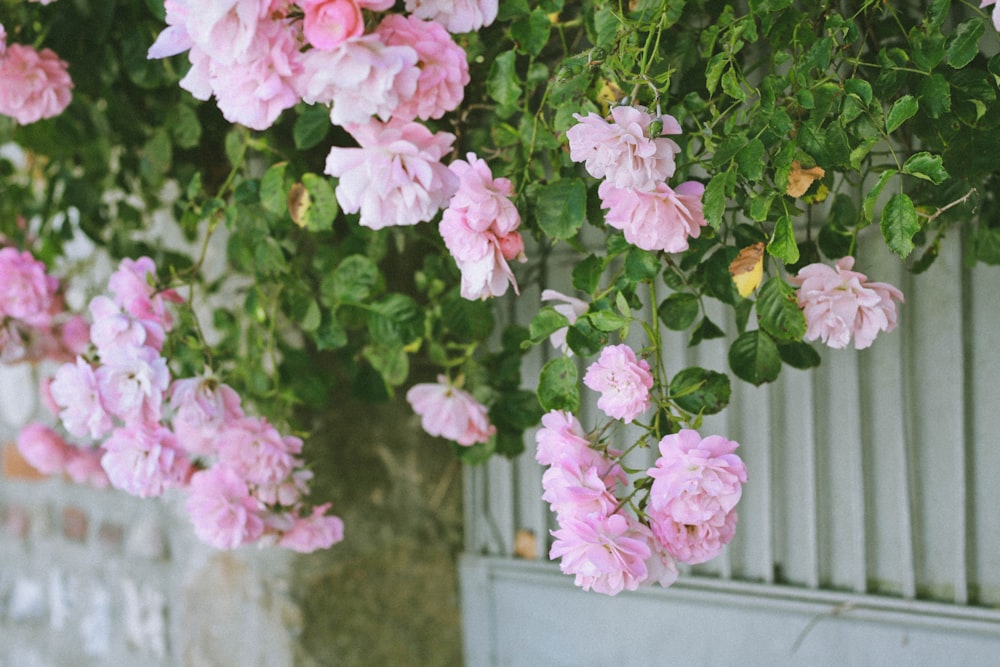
{"left": 1, "top": 0, "right": 998, "bottom": 590}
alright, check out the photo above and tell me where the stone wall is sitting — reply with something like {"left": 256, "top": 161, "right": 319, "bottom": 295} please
{"left": 0, "top": 365, "right": 465, "bottom": 667}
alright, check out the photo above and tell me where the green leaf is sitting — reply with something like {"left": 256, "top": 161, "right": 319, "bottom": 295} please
{"left": 975, "top": 226, "right": 1000, "bottom": 265}
{"left": 511, "top": 9, "right": 551, "bottom": 56}
{"left": 669, "top": 367, "right": 731, "bottom": 415}
{"left": 300, "top": 173, "right": 338, "bottom": 231}
{"left": 492, "top": 390, "right": 544, "bottom": 432}
{"left": 703, "top": 170, "right": 733, "bottom": 228}
{"left": 535, "top": 179, "right": 587, "bottom": 240}
{"left": 168, "top": 104, "right": 202, "bottom": 150}
{"left": 918, "top": 73, "right": 951, "bottom": 119}
{"left": 487, "top": 51, "right": 523, "bottom": 116}
{"left": 625, "top": 247, "right": 661, "bottom": 282}
{"left": 689, "top": 316, "right": 726, "bottom": 346}
{"left": 946, "top": 19, "right": 985, "bottom": 69}
{"left": 756, "top": 276, "right": 806, "bottom": 342}
{"left": 862, "top": 169, "right": 897, "bottom": 223}
{"left": 538, "top": 357, "right": 580, "bottom": 412}
{"left": 572, "top": 255, "right": 604, "bottom": 294}
{"left": 363, "top": 344, "right": 409, "bottom": 388}
{"left": 886, "top": 95, "right": 919, "bottom": 133}
{"left": 315, "top": 312, "right": 348, "bottom": 350}
{"left": 528, "top": 307, "right": 570, "bottom": 344}
{"left": 767, "top": 216, "right": 800, "bottom": 265}
{"left": 728, "top": 330, "right": 782, "bottom": 385}
{"left": 658, "top": 293, "right": 700, "bottom": 331}
{"left": 902, "top": 152, "right": 949, "bottom": 185}
{"left": 260, "top": 162, "right": 289, "bottom": 216}
{"left": 325, "top": 255, "right": 381, "bottom": 304}
{"left": 587, "top": 310, "right": 630, "bottom": 333}
{"left": 777, "top": 341, "right": 821, "bottom": 369}
{"left": 880, "top": 192, "right": 920, "bottom": 258}
{"left": 442, "top": 292, "right": 495, "bottom": 340}
{"left": 294, "top": 104, "right": 332, "bottom": 150}
{"left": 736, "top": 139, "right": 766, "bottom": 180}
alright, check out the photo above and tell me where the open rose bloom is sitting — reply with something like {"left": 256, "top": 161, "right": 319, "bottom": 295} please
{"left": 406, "top": 375, "right": 495, "bottom": 446}
{"left": 0, "top": 43, "right": 73, "bottom": 124}
{"left": 791, "top": 256, "right": 904, "bottom": 350}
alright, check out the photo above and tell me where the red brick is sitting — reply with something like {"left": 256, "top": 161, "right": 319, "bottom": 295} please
{"left": 62, "top": 506, "right": 89, "bottom": 542}
{"left": 2, "top": 442, "right": 47, "bottom": 481}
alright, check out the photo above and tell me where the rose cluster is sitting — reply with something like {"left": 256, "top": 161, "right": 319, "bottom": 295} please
{"left": 536, "top": 411, "right": 747, "bottom": 596}
{"left": 15, "top": 256, "right": 344, "bottom": 553}
{"left": 566, "top": 105, "right": 707, "bottom": 254}
{"left": 0, "top": 23, "right": 74, "bottom": 124}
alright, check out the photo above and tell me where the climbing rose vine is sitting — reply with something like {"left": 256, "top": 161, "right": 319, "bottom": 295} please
{"left": 1, "top": 0, "right": 998, "bottom": 592}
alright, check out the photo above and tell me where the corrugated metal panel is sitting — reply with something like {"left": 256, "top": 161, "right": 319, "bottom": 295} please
{"left": 464, "top": 228, "right": 1000, "bottom": 613}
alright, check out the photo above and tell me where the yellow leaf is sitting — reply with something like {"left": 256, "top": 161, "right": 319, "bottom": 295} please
{"left": 785, "top": 161, "right": 825, "bottom": 198}
{"left": 287, "top": 182, "right": 310, "bottom": 228}
{"left": 596, "top": 80, "right": 624, "bottom": 114}
{"left": 729, "top": 242, "right": 765, "bottom": 298}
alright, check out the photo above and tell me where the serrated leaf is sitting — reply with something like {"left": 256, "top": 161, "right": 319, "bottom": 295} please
{"left": 528, "top": 307, "right": 570, "bottom": 343}
{"left": 756, "top": 276, "right": 806, "bottom": 342}
{"left": 862, "top": 169, "right": 897, "bottom": 223}
{"left": 886, "top": 95, "right": 918, "bottom": 133}
{"left": 767, "top": 216, "right": 800, "bottom": 264}
{"left": 669, "top": 367, "right": 731, "bottom": 415}
{"left": 728, "top": 329, "right": 782, "bottom": 385}
{"left": 511, "top": 9, "right": 551, "bottom": 56}
{"left": 538, "top": 357, "right": 580, "bottom": 412}
{"left": 918, "top": 73, "right": 951, "bottom": 119}
{"left": 294, "top": 104, "right": 332, "bottom": 150}
{"left": 487, "top": 51, "right": 523, "bottom": 114}
{"left": 260, "top": 162, "right": 289, "bottom": 215}
{"left": 703, "top": 170, "right": 732, "bottom": 228}
{"left": 535, "top": 179, "right": 587, "bottom": 239}
{"left": 880, "top": 192, "right": 920, "bottom": 258}
{"left": 625, "top": 247, "right": 660, "bottom": 282}
{"left": 689, "top": 316, "right": 726, "bottom": 346}
{"left": 572, "top": 255, "right": 604, "bottom": 294}
{"left": 588, "top": 310, "right": 630, "bottom": 333}
{"left": 946, "top": 19, "right": 985, "bottom": 69}
{"left": 300, "top": 173, "right": 338, "bottom": 231}
{"left": 902, "top": 152, "right": 949, "bottom": 185}
{"left": 777, "top": 341, "right": 821, "bottom": 369}
{"left": 658, "top": 293, "right": 700, "bottom": 331}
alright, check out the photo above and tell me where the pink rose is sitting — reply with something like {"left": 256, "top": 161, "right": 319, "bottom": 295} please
{"left": 790, "top": 256, "right": 904, "bottom": 350}
{"left": 549, "top": 512, "right": 652, "bottom": 596}
{"left": 566, "top": 106, "right": 681, "bottom": 191}
{"left": 583, "top": 344, "right": 654, "bottom": 424}
{"left": 646, "top": 429, "right": 747, "bottom": 564}
{"left": 0, "top": 44, "right": 73, "bottom": 124}
{"left": 298, "top": 0, "right": 363, "bottom": 50}
{"left": 376, "top": 14, "right": 470, "bottom": 121}
{"left": 324, "top": 119, "right": 458, "bottom": 228}
{"left": 982, "top": 0, "right": 1000, "bottom": 31}
{"left": 50, "top": 357, "right": 114, "bottom": 440}
{"left": 541, "top": 461, "right": 620, "bottom": 520}
{"left": 0, "top": 247, "right": 58, "bottom": 328}
{"left": 216, "top": 416, "right": 302, "bottom": 490}
{"left": 299, "top": 35, "right": 420, "bottom": 126}
{"left": 599, "top": 180, "right": 706, "bottom": 253}
{"left": 169, "top": 375, "right": 245, "bottom": 456}
{"left": 404, "top": 0, "right": 498, "bottom": 33}
{"left": 277, "top": 504, "right": 345, "bottom": 552}
{"left": 101, "top": 425, "right": 191, "bottom": 498}
{"left": 186, "top": 466, "right": 266, "bottom": 549}
{"left": 16, "top": 423, "right": 70, "bottom": 475}
{"left": 406, "top": 375, "right": 495, "bottom": 446}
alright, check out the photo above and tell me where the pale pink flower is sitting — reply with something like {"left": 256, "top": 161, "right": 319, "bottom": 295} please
{"left": 406, "top": 375, "right": 495, "bottom": 446}
{"left": 646, "top": 429, "right": 746, "bottom": 564}
{"left": 96, "top": 347, "right": 171, "bottom": 425}
{"left": 89, "top": 295, "right": 154, "bottom": 358}
{"left": 50, "top": 357, "right": 114, "bottom": 439}
{"left": 643, "top": 538, "right": 680, "bottom": 588}
{"left": 566, "top": 106, "right": 681, "bottom": 191}
{"left": 0, "top": 23, "right": 6, "bottom": 58}
{"left": 147, "top": 0, "right": 193, "bottom": 59}
{"left": 549, "top": 512, "right": 652, "bottom": 596}
{"left": 376, "top": 14, "right": 469, "bottom": 121}
{"left": 653, "top": 509, "right": 738, "bottom": 565}
{"left": 299, "top": 35, "right": 420, "bottom": 126}
{"left": 169, "top": 375, "right": 245, "bottom": 456}
{"left": 58, "top": 314, "right": 91, "bottom": 357}
{"left": 790, "top": 256, "right": 904, "bottom": 350}
{"left": 404, "top": 0, "right": 498, "bottom": 33}
{"left": 324, "top": 119, "right": 458, "bottom": 228}
{"left": 540, "top": 290, "right": 588, "bottom": 355}
{"left": 298, "top": 0, "right": 363, "bottom": 50}
{"left": 186, "top": 466, "right": 265, "bottom": 549}
{"left": 647, "top": 430, "right": 746, "bottom": 525}
{"left": 107, "top": 257, "right": 180, "bottom": 343}
{"left": 16, "top": 423, "right": 69, "bottom": 475}
{"left": 583, "top": 344, "right": 654, "bottom": 423}
{"left": 101, "top": 425, "right": 191, "bottom": 498}
{"left": 0, "top": 44, "right": 73, "bottom": 124}
{"left": 216, "top": 416, "right": 302, "bottom": 491}
{"left": 982, "top": 0, "right": 1000, "bottom": 32}
{"left": 541, "top": 462, "right": 619, "bottom": 520}
{"left": 599, "top": 180, "right": 706, "bottom": 253}
{"left": 278, "top": 504, "right": 345, "bottom": 552}
{"left": 534, "top": 410, "right": 598, "bottom": 468}
{"left": 64, "top": 447, "right": 110, "bottom": 488}
{"left": 182, "top": 0, "right": 267, "bottom": 66}
{"left": 210, "top": 19, "right": 303, "bottom": 130}
{"left": 0, "top": 248, "right": 58, "bottom": 328}
{"left": 440, "top": 153, "right": 524, "bottom": 299}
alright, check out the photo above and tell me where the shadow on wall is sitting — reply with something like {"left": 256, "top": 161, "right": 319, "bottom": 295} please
{"left": 290, "top": 381, "right": 465, "bottom": 667}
